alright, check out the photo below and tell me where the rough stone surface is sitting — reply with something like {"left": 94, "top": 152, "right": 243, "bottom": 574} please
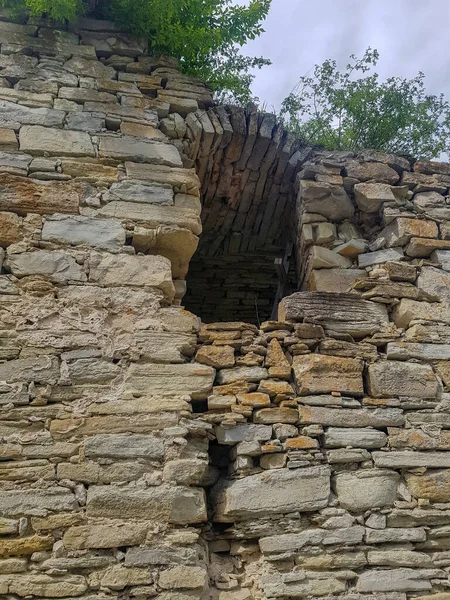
{"left": 20, "top": 125, "right": 96, "bottom": 157}
{"left": 333, "top": 469, "right": 400, "bottom": 511}
{"left": 1, "top": 18, "right": 450, "bottom": 600}
{"left": 86, "top": 485, "right": 207, "bottom": 524}
{"left": 213, "top": 466, "right": 330, "bottom": 521}
{"left": 293, "top": 354, "right": 364, "bottom": 396}
{"left": 42, "top": 214, "right": 126, "bottom": 249}
{"left": 367, "top": 361, "right": 439, "bottom": 399}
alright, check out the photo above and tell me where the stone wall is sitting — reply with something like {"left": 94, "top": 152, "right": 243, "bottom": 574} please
{"left": 1, "top": 12, "right": 450, "bottom": 600}
{"left": 0, "top": 14, "right": 216, "bottom": 600}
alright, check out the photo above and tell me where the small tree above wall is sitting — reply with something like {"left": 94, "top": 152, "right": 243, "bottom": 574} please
{"left": 0, "top": 0, "right": 272, "bottom": 104}
{"left": 280, "top": 48, "right": 450, "bottom": 160}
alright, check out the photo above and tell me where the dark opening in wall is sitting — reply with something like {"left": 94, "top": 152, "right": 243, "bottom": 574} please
{"left": 184, "top": 254, "right": 279, "bottom": 325}
{"left": 183, "top": 247, "right": 298, "bottom": 325}
{"left": 180, "top": 104, "right": 306, "bottom": 324}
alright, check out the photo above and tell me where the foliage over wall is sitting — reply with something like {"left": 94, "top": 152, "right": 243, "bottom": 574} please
{"left": 1, "top": 0, "right": 271, "bottom": 103}
{"left": 280, "top": 48, "right": 450, "bottom": 159}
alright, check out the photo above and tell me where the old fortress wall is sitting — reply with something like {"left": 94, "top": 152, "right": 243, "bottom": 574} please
{"left": 1, "top": 13, "right": 450, "bottom": 600}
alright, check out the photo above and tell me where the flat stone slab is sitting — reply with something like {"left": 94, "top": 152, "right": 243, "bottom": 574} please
{"left": 279, "top": 292, "right": 389, "bottom": 338}
{"left": 0, "top": 488, "right": 77, "bottom": 516}
{"left": 124, "top": 362, "right": 215, "bottom": 400}
{"left": 293, "top": 354, "right": 364, "bottom": 397}
{"left": 0, "top": 174, "right": 79, "bottom": 215}
{"left": 367, "top": 361, "right": 439, "bottom": 399}
{"left": 99, "top": 135, "right": 182, "bottom": 167}
{"left": 333, "top": 469, "right": 399, "bottom": 511}
{"left": 212, "top": 465, "right": 330, "bottom": 522}
{"left": 373, "top": 451, "right": 450, "bottom": 468}
{"left": 86, "top": 485, "right": 206, "bottom": 524}
{"left": 19, "top": 125, "right": 95, "bottom": 157}
{"left": 324, "top": 427, "right": 388, "bottom": 449}
{"left": 42, "top": 215, "right": 125, "bottom": 250}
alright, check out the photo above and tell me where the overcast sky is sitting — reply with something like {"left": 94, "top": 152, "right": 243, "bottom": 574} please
{"left": 240, "top": 0, "right": 450, "bottom": 110}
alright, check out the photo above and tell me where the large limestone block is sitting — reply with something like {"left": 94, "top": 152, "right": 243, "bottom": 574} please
{"left": 365, "top": 527, "right": 426, "bottom": 544}
{"left": 42, "top": 215, "right": 125, "bottom": 250}
{"left": 382, "top": 217, "right": 438, "bottom": 248}
{"left": 109, "top": 180, "right": 173, "bottom": 204}
{"left": 406, "top": 412, "right": 450, "bottom": 429}
{"left": 20, "top": 125, "right": 95, "bottom": 157}
{"left": 61, "top": 160, "right": 118, "bottom": 182}
{"left": 293, "top": 354, "right": 364, "bottom": 396}
{"left": 133, "top": 331, "right": 196, "bottom": 363}
{"left": 0, "top": 150, "right": 31, "bottom": 175}
{"left": 387, "top": 342, "right": 450, "bottom": 361}
{"left": 259, "top": 525, "right": 365, "bottom": 554}
{"left": 86, "top": 485, "right": 206, "bottom": 524}
{"left": 67, "top": 359, "right": 120, "bottom": 384}
{"left": 0, "top": 211, "right": 21, "bottom": 247}
{"left": 261, "top": 572, "right": 347, "bottom": 598}
{"left": 5, "top": 250, "right": 86, "bottom": 284}
{"left": 333, "top": 469, "right": 400, "bottom": 511}
{"left": 133, "top": 225, "right": 199, "bottom": 278}
{"left": 432, "top": 249, "right": 450, "bottom": 271}
{"left": 159, "top": 566, "right": 207, "bottom": 590}
{"left": 163, "top": 459, "right": 215, "bottom": 486}
{"left": 0, "top": 174, "right": 79, "bottom": 215}
{"left": 406, "top": 237, "right": 450, "bottom": 257}
{"left": 98, "top": 201, "right": 202, "bottom": 235}
{"left": 215, "top": 366, "right": 268, "bottom": 385}
{"left": 358, "top": 247, "right": 404, "bottom": 267}
{"left": 213, "top": 466, "right": 330, "bottom": 522}
{"left": 367, "top": 361, "right": 439, "bottom": 399}
{"left": 299, "top": 180, "right": 355, "bottom": 221}
{"left": 357, "top": 569, "right": 435, "bottom": 593}
{"left": 306, "top": 268, "right": 366, "bottom": 292}
{"left": 298, "top": 406, "right": 404, "bottom": 427}
{"left": 0, "top": 99, "right": 65, "bottom": 127}
{"left": 124, "top": 363, "right": 215, "bottom": 400}
{"left": 388, "top": 427, "right": 450, "bottom": 450}
{"left": 100, "top": 565, "right": 153, "bottom": 590}
{"left": 373, "top": 451, "right": 450, "bottom": 468}
{"left": 88, "top": 252, "right": 174, "bottom": 299}
{"left": 324, "top": 427, "right": 387, "bottom": 449}
{"left": 347, "top": 160, "right": 399, "bottom": 184}
{"left": 196, "top": 345, "right": 235, "bottom": 368}
{"left": 279, "top": 292, "right": 389, "bottom": 338}
{"left": 125, "top": 162, "right": 200, "bottom": 196}
{"left": 406, "top": 470, "right": 450, "bottom": 502}
{"left": 417, "top": 266, "right": 450, "bottom": 303}
{"left": 392, "top": 298, "right": 450, "bottom": 329}
{"left": 354, "top": 182, "right": 397, "bottom": 212}
{"left": 6, "top": 574, "right": 87, "bottom": 598}
{"left": 215, "top": 423, "right": 272, "bottom": 445}
{"left": 0, "top": 535, "right": 53, "bottom": 556}
{"left": 99, "top": 135, "right": 182, "bottom": 167}
{"left": 367, "top": 549, "right": 433, "bottom": 568}
{"left": 0, "top": 488, "right": 77, "bottom": 516}
{"left": 64, "top": 55, "right": 116, "bottom": 79}
{"left": 0, "top": 356, "right": 59, "bottom": 383}
{"left": 308, "top": 246, "right": 352, "bottom": 269}
{"left": 84, "top": 434, "right": 164, "bottom": 460}
{"left": 63, "top": 519, "right": 148, "bottom": 550}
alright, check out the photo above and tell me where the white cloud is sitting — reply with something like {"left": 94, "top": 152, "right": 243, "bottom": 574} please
{"left": 239, "top": 0, "right": 450, "bottom": 108}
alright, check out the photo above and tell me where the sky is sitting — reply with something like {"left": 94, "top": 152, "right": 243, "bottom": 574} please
{"left": 240, "top": 0, "right": 450, "bottom": 111}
